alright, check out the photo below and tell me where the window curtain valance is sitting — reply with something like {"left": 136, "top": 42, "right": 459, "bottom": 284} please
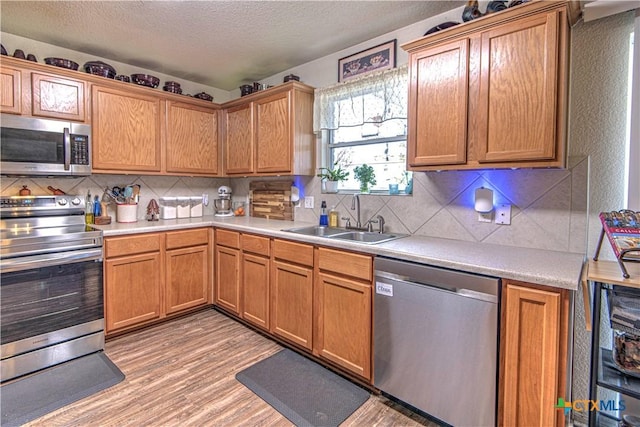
{"left": 313, "top": 64, "right": 408, "bottom": 133}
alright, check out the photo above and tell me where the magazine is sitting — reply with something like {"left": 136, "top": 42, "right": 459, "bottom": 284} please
{"left": 599, "top": 211, "right": 640, "bottom": 261}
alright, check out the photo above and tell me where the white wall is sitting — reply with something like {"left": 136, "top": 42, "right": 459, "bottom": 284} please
{"left": 0, "top": 32, "right": 231, "bottom": 102}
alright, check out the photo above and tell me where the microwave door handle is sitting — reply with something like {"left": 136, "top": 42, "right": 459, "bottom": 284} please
{"left": 63, "top": 127, "right": 71, "bottom": 170}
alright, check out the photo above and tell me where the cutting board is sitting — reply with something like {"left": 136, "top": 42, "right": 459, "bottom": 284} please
{"left": 249, "top": 181, "right": 294, "bottom": 221}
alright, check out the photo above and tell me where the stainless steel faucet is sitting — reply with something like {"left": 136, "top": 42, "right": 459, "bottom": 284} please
{"left": 351, "top": 194, "right": 361, "bottom": 229}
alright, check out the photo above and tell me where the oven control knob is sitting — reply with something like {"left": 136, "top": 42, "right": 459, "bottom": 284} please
{"left": 71, "top": 197, "right": 81, "bottom": 206}
{"left": 57, "top": 198, "right": 68, "bottom": 206}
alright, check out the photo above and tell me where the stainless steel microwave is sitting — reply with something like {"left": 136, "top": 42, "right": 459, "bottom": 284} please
{"left": 1, "top": 114, "right": 91, "bottom": 176}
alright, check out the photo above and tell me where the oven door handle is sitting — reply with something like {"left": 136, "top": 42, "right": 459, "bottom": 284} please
{"left": 0, "top": 248, "right": 103, "bottom": 273}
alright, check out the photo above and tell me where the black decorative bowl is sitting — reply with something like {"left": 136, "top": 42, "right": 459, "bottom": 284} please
{"left": 84, "top": 61, "right": 116, "bottom": 78}
{"left": 131, "top": 74, "right": 160, "bottom": 88}
{"left": 115, "top": 75, "right": 131, "bottom": 82}
{"left": 194, "top": 92, "right": 213, "bottom": 101}
{"left": 44, "top": 57, "right": 79, "bottom": 70}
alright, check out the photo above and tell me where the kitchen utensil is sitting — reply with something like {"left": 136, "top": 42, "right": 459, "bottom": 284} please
{"left": 44, "top": 57, "right": 79, "bottom": 70}
{"left": 131, "top": 184, "right": 141, "bottom": 203}
{"left": 19, "top": 185, "right": 31, "bottom": 196}
{"left": 130, "top": 74, "right": 160, "bottom": 88}
{"left": 214, "top": 185, "right": 233, "bottom": 216}
{"left": 47, "top": 185, "right": 66, "bottom": 195}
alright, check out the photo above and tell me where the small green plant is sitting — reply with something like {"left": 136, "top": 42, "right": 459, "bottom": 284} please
{"left": 353, "top": 164, "right": 377, "bottom": 194}
{"left": 317, "top": 164, "right": 350, "bottom": 182}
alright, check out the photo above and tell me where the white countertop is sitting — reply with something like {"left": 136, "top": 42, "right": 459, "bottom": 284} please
{"left": 94, "top": 215, "right": 585, "bottom": 290}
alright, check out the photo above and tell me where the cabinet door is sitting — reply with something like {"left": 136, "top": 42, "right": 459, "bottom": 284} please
{"left": 215, "top": 245, "right": 241, "bottom": 315}
{"left": 224, "top": 103, "right": 254, "bottom": 175}
{"left": 407, "top": 39, "right": 469, "bottom": 167}
{"left": 166, "top": 102, "right": 219, "bottom": 175}
{"left": 271, "top": 260, "right": 313, "bottom": 350}
{"left": 31, "top": 73, "right": 85, "bottom": 121}
{"left": 477, "top": 10, "right": 560, "bottom": 163}
{"left": 0, "top": 66, "right": 21, "bottom": 114}
{"left": 92, "top": 85, "right": 161, "bottom": 172}
{"left": 105, "top": 252, "right": 162, "bottom": 333}
{"left": 166, "top": 245, "right": 209, "bottom": 315}
{"left": 255, "top": 91, "right": 292, "bottom": 174}
{"left": 315, "top": 272, "right": 371, "bottom": 380}
{"left": 500, "top": 281, "right": 567, "bottom": 427}
{"left": 242, "top": 253, "right": 270, "bottom": 330}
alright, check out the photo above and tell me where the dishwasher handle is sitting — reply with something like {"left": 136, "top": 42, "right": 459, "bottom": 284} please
{"left": 375, "top": 270, "right": 498, "bottom": 304}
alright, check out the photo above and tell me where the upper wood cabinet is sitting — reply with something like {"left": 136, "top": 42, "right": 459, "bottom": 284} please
{"left": 403, "top": 1, "right": 574, "bottom": 171}
{"left": 0, "top": 65, "right": 22, "bottom": 114}
{"left": 31, "top": 72, "right": 86, "bottom": 121}
{"left": 222, "top": 82, "right": 315, "bottom": 176}
{"left": 223, "top": 103, "right": 254, "bottom": 174}
{"left": 92, "top": 85, "right": 162, "bottom": 173}
{"left": 166, "top": 101, "right": 220, "bottom": 175}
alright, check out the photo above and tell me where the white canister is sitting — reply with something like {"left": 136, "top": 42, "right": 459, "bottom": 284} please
{"left": 177, "top": 197, "right": 190, "bottom": 218}
{"left": 116, "top": 204, "right": 138, "bottom": 223}
{"left": 190, "top": 196, "right": 203, "bottom": 217}
{"left": 159, "top": 197, "right": 177, "bottom": 220}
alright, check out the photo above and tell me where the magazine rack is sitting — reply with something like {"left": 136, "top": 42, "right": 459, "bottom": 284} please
{"left": 593, "top": 210, "right": 640, "bottom": 279}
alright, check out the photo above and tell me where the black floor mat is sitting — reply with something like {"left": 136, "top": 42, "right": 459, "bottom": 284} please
{"left": 236, "top": 349, "right": 369, "bottom": 427}
{"left": 1, "top": 351, "right": 125, "bottom": 427}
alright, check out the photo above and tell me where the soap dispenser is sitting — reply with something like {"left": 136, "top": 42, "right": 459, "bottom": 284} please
{"left": 329, "top": 206, "right": 339, "bottom": 227}
{"left": 319, "top": 201, "right": 328, "bottom": 226}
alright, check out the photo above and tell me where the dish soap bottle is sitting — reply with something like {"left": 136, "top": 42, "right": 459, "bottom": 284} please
{"left": 329, "top": 206, "right": 339, "bottom": 228}
{"left": 319, "top": 201, "right": 328, "bottom": 226}
{"left": 85, "top": 190, "right": 94, "bottom": 225}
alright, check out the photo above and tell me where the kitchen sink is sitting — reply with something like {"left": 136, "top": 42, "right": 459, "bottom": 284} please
{"left": 282, "top": 226, "right": 351, "bottom": 237}
{"left": 282, "top": 226, "right": 407, "bottom": 244}
{"left": 329, "top": 231, "right": 406, "bottom": 244}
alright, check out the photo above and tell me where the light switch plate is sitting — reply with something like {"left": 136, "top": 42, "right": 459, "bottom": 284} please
{"left": 304, "top": 196, "right": 314, "bottom": 209}
{"left": 495, "top": 204, "right": 512, "bottom": 225}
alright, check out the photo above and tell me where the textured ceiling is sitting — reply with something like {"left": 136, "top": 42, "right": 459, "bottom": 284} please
{"left": 0, "top": 1, "right": 465, "bottom": 91}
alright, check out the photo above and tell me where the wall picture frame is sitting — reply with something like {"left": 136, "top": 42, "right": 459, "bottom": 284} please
{"left": 338, "top": 39, "right": 396, "bottom": 82}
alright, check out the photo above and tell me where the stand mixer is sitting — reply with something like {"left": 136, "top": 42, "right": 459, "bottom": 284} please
{"left": 214, "top": 186, "right": 233, "bottom": 216}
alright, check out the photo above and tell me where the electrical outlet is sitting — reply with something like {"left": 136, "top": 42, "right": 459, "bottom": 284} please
{"left": 478, "top": 212, "right": 493, "bottom": 223}
{"left": 495, "top": 204, "right": 512, "bottom": 225}
{"left": 304, "top": 196, "right": 314, "bottom": 209}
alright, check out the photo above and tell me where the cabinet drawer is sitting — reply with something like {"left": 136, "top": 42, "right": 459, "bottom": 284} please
{"left": 272, "top": 239, "right": 313, "bottom": 267}
{"left": 215, "top": 229, "right": 240, "bottom": 249}
{"left": 241, "top": 233, "right": 270, "bottom": 256}
{"left": 166, "top": 228, "right": 209, "bottom": 250}
{"left": 105, "top": 233, "right": 162, "bottom": 258}
{"left": 318, "top": 247, "right": 372, "bottom": 281}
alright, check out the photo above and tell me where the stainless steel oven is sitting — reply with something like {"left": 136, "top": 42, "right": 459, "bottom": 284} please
{"left": 0, "top": 195, "right": 104, "bottom": 382}
{"left": 0, "top": 114, "right": 91, "bottom": 176}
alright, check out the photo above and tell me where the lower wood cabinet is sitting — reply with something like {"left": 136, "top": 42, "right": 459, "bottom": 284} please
{"left": 104, "top": 233, "right": 163, "bottom": 333}
{"left": 104, "top": 228, "right": 212, "bottom": 335}
{"left": 214, "top": 229, "right": 241, "bottom": 315}
{"left": 165, "top": 229, "right": 211, "bottom": 315}
{"left": 315, "top": 248, "right": 373, "bottom": 381}
{"left": 499, "top": 280, "right": 569, "bottom": 427}
{"left": 241, "top": 234, "right": 271, "bottom": 330}
{"left": 271, "top": 239, "right": 314, "bottom": 351}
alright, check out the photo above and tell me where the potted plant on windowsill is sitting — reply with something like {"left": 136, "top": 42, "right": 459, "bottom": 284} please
{"left": 317, "top": 164, "right": 349, "bottom": 193}
{"left": 353, "top": 164, "right": 377, "bottom": 194}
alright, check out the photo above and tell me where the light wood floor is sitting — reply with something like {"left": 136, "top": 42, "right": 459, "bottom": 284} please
{"left": 25, "top": 309, "right": 439, "bottom": 426}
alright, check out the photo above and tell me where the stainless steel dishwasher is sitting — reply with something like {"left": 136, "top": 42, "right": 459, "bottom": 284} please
{"left": 374, "top": 257, "right": 499, "bottom": 427}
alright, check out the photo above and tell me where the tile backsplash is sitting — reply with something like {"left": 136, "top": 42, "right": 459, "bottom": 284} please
{"left": 1, "top": 156, "right": 588, "bottom": 255}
